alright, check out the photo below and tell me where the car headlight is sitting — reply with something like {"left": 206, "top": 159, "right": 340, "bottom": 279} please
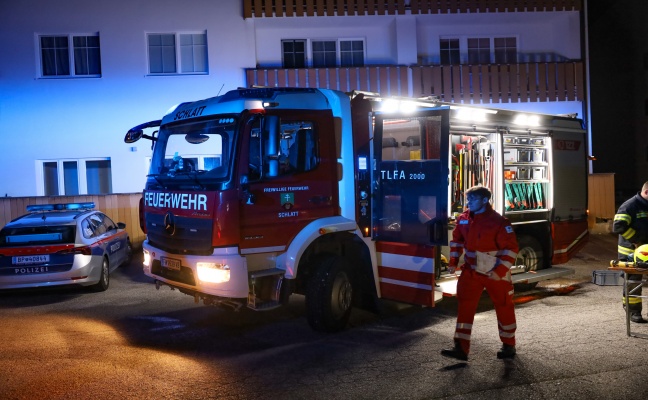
{"left": 196, "top": 262, "right": 230, "bottom": 283}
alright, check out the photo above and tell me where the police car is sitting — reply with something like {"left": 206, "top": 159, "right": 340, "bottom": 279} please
{"left": 0, "top": 202, "right": 132, "bottom": 291}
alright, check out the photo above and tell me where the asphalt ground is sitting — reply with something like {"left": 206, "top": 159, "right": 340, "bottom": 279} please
{"left": 1, "top": 224, "right": 648, "bottom": 399}
{"left": 416, "top": 225, "right": 648, "bottom": 400}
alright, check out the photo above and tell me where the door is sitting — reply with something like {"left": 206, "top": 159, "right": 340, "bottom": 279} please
{"left": 373, "top": 109, "right": 450, "bottom": 245}
{"left": 238, "top": 111, "right": 339, "bottom": 252}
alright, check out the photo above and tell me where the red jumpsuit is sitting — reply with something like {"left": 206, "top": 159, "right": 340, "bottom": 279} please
{"left": 449, "top": 204, "right": 519, "bottom": 355}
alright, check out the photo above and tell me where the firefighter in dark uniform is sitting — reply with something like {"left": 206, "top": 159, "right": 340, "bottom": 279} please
{"left": 612, "top": 181, "right": 648, "bottom": 323}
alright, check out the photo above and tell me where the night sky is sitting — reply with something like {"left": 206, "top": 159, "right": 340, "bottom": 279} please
{"left": 587, "top": 1, "right": 648, "bottom": 199}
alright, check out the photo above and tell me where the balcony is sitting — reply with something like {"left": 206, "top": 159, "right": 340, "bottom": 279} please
{"left": 243, "top": 0, "right": 581, "bottom": 18}
{"left": 246, "top": 61, "right": 584, "bottom": 104}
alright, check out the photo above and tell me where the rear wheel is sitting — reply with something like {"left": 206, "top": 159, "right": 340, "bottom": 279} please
{"left": 90, "top": 257, "right": 110, "bottom": 292}
{"left": 306, "top": 256, "right": 354, "bottom": 332}
{"left": 514, "top": 235, "right": 543, "bottom": 291}
{"left": 516, "top": 235, "right": 543, "bottom": 272}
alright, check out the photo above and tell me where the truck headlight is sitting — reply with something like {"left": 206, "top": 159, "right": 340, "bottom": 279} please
{"left": 196, "top": 262, "right": 230, "bottom": 283}
{"left": 143, "top": 250, "right": 151, "bottom": 267}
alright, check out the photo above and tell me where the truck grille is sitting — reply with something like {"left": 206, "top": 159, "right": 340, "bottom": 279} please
{"left": 146, "top": 213, "right": 214, "bottom": 255}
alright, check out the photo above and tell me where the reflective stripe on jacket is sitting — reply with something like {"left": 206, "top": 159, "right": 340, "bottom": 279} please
{"left": 613, "top": 192, "right": 648, "bottom": 258}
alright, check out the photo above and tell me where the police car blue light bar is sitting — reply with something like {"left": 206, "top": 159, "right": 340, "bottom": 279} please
{"left": 26, "top": 202, "right": 95, "bottom": 212}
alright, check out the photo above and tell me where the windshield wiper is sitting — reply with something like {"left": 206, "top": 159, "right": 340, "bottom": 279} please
{"left": 172, "top": 171, "right": 206, "bottom": 188}
{"left": 146, "top": 174, "right": 167, "bottom": 189}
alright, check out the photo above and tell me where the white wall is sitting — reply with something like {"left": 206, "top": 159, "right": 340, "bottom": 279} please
{"left": 416, "top": 12, "right": 581, "bottom": 63}
{"left": 0, "top": 2, "right": 583, "bottom": 197}
{"left": 0, "top": 0, "right": 254, "bottom": 196}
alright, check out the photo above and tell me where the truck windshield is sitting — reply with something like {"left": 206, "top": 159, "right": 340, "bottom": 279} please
{"left": 148, "top": 117, "right": 237, "bottom": 183}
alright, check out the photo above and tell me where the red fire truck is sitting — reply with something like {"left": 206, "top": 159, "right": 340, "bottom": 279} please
{"left": 125, "top": 87, "right": 588, "bottom": 332}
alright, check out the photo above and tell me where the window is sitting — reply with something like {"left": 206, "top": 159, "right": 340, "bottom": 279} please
{"left": 340, "top": 40, "right": 364, "bottom": 67}
{"left": 39, "top": 34, "right": 101, "bottom": 77}
{"left": 442, "top": 37, "right": 518, "bottom": 65}
{"left": 248, "top": 119, "right": 318, "bottom": 181}
{"left": 440, "top": 39, "right": 460, "bottom": 65}
{"left": 283, "top": 39, "right": 365, "bottom": 68}
{"left": 468, "top": 38, "right": 491, "bottom": 64}
{"left": 494, "top": 37, "right": 518, "bottom": 64}
{"left": 282, "top": 40, "right": 306, "bottom": 68}
{"left": 39, "top": 158, "right": 112, "bottom": 196}
{"left": 148, "top": 32, "right": 208, "bottom": 74}
{"left": 312, "top": 41, "right": 337, "bottom": 67}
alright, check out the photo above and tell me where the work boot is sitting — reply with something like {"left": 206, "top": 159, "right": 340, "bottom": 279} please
{"left": 440, "top": 341, "right": 468, "bottom": 361}
{"left": 497, "top": 344, "right": 516, "bottom": 359}
{"left": 630, "top": 312, "right": 647, "bottom": 323}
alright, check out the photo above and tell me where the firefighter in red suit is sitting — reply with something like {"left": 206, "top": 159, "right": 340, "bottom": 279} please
{"left": 441, "top": 186, "right": 519, "bottom": 361}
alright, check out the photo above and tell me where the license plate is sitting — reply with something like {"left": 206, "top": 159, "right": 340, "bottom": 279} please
{"left": 161, "top": 257, "right": 181, "bottom": 271}
{"left": 12, "top": 255, "right": 50, "bottom": 265}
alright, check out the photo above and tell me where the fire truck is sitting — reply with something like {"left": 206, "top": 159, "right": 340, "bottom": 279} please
{"left": 124, "top": 87, "right": 588, "bottom": 332}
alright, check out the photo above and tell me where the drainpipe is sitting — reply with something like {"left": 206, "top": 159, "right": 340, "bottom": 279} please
{"left": 583, "top": 0, "right": 593, "bottom": 174}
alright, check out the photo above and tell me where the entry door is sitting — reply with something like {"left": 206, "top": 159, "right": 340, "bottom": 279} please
{"left": 373, "top": 109, "right": 450, "bottom": 245}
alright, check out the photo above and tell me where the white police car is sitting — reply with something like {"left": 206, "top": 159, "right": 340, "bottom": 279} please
{"left": 0, "top": 202, "right": 132, "bottom": 291}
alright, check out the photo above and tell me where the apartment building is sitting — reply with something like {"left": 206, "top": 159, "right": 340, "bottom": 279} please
{"left": 0, "top": 0, "right": 585, "bottom": 197}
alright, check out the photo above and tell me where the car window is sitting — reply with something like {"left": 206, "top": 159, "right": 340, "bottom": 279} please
{"left": 81, "top": 218, "right": 95, "bottom": 239}
{"left": 102, "top": 214, "right": 118, "bottom": 231}
{"left": 0, "top": 225, "right": 76, "bottom": 247}
{"left": 88, "top": 214, "right": 107, "bottom": 236}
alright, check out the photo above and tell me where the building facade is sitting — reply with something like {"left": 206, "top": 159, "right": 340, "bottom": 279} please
{"left": 0, "top": 0, "right": 585, "bottom": 197}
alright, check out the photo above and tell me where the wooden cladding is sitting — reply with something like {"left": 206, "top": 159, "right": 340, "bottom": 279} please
{"left": 247, "top": 62, "right": 584, "bottom": 103}
{"left": 0, "top": 194, "right": 146, "bottom": 248}
{"left": 247, "top": 66, "right": 408, "bottom": 96}
{"left": 243, "top": 0, "right": 581, "bottom": 18}
{"left": 411, "top": 62, "right": 584, "bottom": 103}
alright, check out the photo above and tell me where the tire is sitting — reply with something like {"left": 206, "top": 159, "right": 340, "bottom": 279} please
{"left": 514, "top": 235, "right": 543, "bottom": 291}
{"left": 306, "top": 256, "right": 354, "bottom": 332}
{"left": 91, "top": 257, "right": 110, "bottom": 292}
{"left": 124, "top": 240, "right": 133, "bottom": 266}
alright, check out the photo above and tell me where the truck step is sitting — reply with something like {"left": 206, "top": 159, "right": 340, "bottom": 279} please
{"left": 247, "top": 295, "right": 282, "bottom": 311}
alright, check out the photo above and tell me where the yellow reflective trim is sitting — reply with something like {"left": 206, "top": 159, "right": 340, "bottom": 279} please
{"left": 622, "top": 297, "right": 643, "bottom": 305}
{"left": 637, "top": 212, "right": 648, "bottom": 218}
{"left": 618, "top": 246, "right": 634, "bottom": 256}
{"left": 614, "top": 214, "right": 631, "bottom": 223}
{"left": 622, "top": 228, "right": 636, "bottom": 240}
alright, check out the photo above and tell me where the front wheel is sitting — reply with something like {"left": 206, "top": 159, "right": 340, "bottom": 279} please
{"left": 306, "top": 256, "right": 354, "bottom": 332}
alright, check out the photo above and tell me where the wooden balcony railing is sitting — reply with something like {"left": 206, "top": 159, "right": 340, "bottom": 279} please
{"left": 243, "top": 0, "right": 582, "bottom": 18}
{"left": 246, "top": 66, "right": 410, "bottom": 96}
{"left": 246, "top": 62, "right": 584, "bottom": 104}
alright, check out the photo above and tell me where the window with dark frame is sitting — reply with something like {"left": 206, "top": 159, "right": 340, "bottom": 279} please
{"left": 282, "top": 39, "right": 306, "bottom": 68}
{"left": 40, "top": 34, "right": 101, "bottom": 77}
{"left": 494, "top": 37, "right": 517, "bottom": 64}
{"left": 440, "top": 38, "right": 460, "bottom": 65}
